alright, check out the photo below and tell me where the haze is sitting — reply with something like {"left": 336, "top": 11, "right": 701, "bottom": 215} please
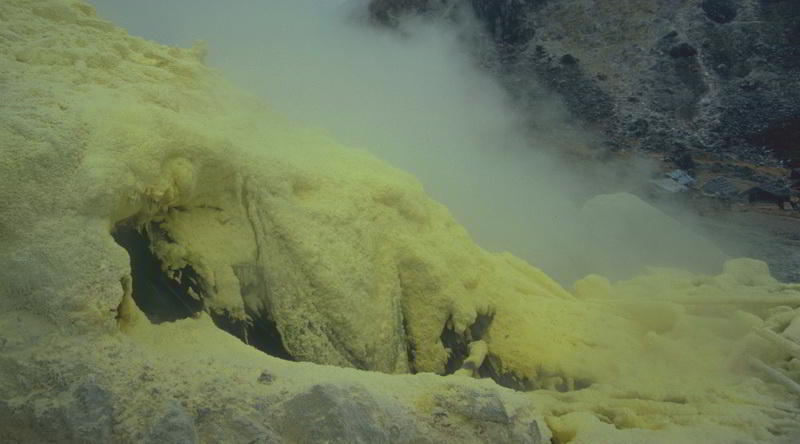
{"left": 89, "top": 0, "right": 727, "bottom": 284}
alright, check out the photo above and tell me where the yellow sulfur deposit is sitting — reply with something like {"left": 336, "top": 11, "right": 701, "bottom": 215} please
{"left": 1, "top": 1, "right": 799, "bottom": 443}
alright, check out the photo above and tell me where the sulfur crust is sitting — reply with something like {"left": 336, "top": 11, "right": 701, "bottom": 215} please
{"left": 1, "top": 1, "right": 799, "bottom": 442}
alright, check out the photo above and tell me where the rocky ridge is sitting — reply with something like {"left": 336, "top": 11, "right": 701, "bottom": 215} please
{"left": 371, "top": 0, "right": 800, "bottom": 204}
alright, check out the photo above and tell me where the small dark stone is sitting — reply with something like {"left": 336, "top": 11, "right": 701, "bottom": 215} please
{"left": 669, "top": 151, "right": 696, "bottom": 171}
{"left": 560, "top": 54, "right": 578, "bottom": 65}
{"left": 757, "top": 181, "right": 791, "bottom": 197}
{"left": 748, "top": 116, "right": 800, "bottom": 168}
{"left": 790, "top": 170, "right": 800, "bottom": 190}
{"left": 745, "top": 185, "right": 792, "bottom": 207}
{"left": 278, "top": 384, "right": 390, "bottom": 444}
{"left": 257, "top": 370, "right": 275, "bottom": 384}
{"left": 701, "top": 0, "right": 737, "bottom": 24}
{"left": 669, "top": 43, "right": 698, "bottom": 58}
{"left": 734, "top": 165, "right": 757, "bottom": 180}
{"left": 740, "top": 79, "right": 760, "bottom": 91}
{"left": 196, "top": 407, "right": 212, "bottom": 420}
{"left": 701, "top": 177, "right": 740, "bottom": 197}
{"left": 662, "top": 30, "right": 678, "bottom": 40}
{"left": 628, "top": 119, "right": 649, "bottom": 137}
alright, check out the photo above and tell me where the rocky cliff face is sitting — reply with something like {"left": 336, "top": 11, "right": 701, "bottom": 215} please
{"left": 370, "top": 0, "right": 800, "bottom": 205}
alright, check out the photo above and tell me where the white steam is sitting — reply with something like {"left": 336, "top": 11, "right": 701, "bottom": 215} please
{"left": 90, "top": 0, "right": 727, "bottom": 283}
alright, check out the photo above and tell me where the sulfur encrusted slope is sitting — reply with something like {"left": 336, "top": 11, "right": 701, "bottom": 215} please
{"left": 1, "top": 1, "right": 799, "bottom": 442}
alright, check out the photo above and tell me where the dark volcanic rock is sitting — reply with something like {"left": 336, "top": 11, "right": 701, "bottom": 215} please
{"left": 701, "top": 0, "right": 738, "bottom": 24}
{"left": 146, "top": 400, "right": 198, "bottom": 444}
{"left": 469, "top": 0, "right": 538, "bottom": 46}
{"left": 528, "top": 44, "right": 615, "bottom": 124}
{"left": 67, "top": 381, "right": 115, "bottom": 443}
{"left": 701, "top": 176, "right": 742, "bottom": 198}
{"left": 369, "top": 0, "right": 435, "bottom": 26}
{"left": 277, "top": 385, "right": 393, "bottom": 444}
{"left": 368, "top": 0, "right": 800, "bottom": 200}
{"left": 271, "top": 383, "right": 547, "bottom": 444}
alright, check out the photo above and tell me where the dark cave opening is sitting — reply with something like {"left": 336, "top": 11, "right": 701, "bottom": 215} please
{"left": 111, "top": 224, "right": 204, "bottom": 324}
{"left": 477, "top": 356, "right": 535, "bottom": 391}
{"left": 113, "top": 222, "right": 591, "bottom": 386}
{"left": 438, "top": 312, "right": 534, "bottom": 391}
{"left": 475, "top": 357, "right": 593, "bottom": 393}
{"left": 438, "top": 311, "right": 593, "bottom": 392}
{"left": 439, "top": 312, "right": 495, "bottom": 375}
{"left": 440, "top": 316, "right": 470, "bottom": 375}
{"left": 209, "top": 309, "right": 293, "bottom": 361}
{"left": 111, "top": 222, "right": 293, "bottom": 361}
{"left": 439, "top": 312, "right": 494, "bottom": 374}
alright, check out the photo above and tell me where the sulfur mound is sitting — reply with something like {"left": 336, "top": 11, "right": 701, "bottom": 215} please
{"left": 1, "top": 1, "right": 799, "bottom": 443}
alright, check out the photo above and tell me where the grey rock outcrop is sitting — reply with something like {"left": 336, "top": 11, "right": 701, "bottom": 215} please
{"left": 369, "top": 0, "right": 800, "bottom": 202}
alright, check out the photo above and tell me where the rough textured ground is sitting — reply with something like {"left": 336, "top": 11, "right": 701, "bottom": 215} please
{"left": 2, "top": 1, "right": 800, "bottom": 443}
